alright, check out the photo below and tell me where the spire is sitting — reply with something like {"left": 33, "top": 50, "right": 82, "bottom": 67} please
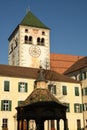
{"left": 20, "top": 11, "right": 49, "bottom": 29}
{"left": 36, "top": 66, "right": 47, "bottom": 82}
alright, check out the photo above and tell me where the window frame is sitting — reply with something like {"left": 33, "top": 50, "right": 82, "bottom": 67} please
{"left": 1, "top": 100, "right": 12, "bottom": 111}
{"left": 4, "top": 81, "right": 10, "bottom": 92}
{"left": 18, "top": 82, "right": 28, "bottom": 93}
{"left": 2, "top": 118, "right": 8, "bottom": 129}
{"left": 48, "top": 84, "right": 56, "bottom": 95}
{"left": 62, "top": 85, "right": 67, "bottom": 95}
{"left": 75, "top": 87, "right": 79, "bottom": 96}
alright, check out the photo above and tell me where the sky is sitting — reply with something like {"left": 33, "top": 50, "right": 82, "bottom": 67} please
{"left": 0, "top": 0, "right": 87, "bottom": 64}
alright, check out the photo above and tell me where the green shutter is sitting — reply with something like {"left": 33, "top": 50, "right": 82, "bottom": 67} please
{"left": 74, "top": 104, "right": 76, "bottom": 112}
{"left": 80, "top": 104, "right": 83, "bottom": 112}
{"left": 1, "top": 100, "right": 4, "bottom": 111}
{"left": 4, "top": 81, "right": 9, "bottom": 91}
{"left": 54, "top": 85, "right": 56, "bottom": 94}
{"left": 85, "top": 88, "right": 87, "bottom": 95}
{"left": 65, "top": 103, "right": 70, "bottom": 112}
{"left": 25, "top": 83, "right": 28, "bottom": 92}
{"left": 75, "top": 87, "right": 79, "bottom": 96}
{"left": 9, "top": 100, "right": 12, "bottom": 111}
{"left": 62, "top": 86, "right": 67, "bottom": 95}
{"left": 18, "top": 83, "right": 20, "bottom": 92}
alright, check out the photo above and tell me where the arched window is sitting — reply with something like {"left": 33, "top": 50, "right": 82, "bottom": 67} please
{"left": 29, "top": 36, "right": 32, "bottom": 44}
{"left": 37, "top": 37, "right": 40, "bottom": 45}
{"left": 41, "top": 38, "right": 45, "bottom": 45}
{"left": 25, "top": 36, "right": 28, "bottom": 43}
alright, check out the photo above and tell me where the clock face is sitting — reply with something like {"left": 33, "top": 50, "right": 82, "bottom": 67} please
{"left": 29, "top": 45, "right": 41, "bottom": 57}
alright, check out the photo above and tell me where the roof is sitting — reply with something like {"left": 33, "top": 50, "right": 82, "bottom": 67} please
{"left": 20, "top": 88, "right": 65, "bottom": 107}
{"left": 20, "top": 11, "right": 49, "bottom": 29}
{"left": 50, "top": 53, "right": 83, "bottom": 74}
{"left": 0, "top": 64, "right": 80, "bottom": 83}
{"left": 64, "top": 56, "right": 87, "bottom": 75}
{"left": 8, "top": 11, "right": 49, "bottom": 41}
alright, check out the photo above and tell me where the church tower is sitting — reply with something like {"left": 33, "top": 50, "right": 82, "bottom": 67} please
{"left": 8, "top": 11, "right": 50, "bottom": 69}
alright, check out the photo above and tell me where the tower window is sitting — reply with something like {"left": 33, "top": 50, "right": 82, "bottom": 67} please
{"left": 41, "top": 38, "right": 45, "bottom": 45}
{"left": 25, "top": 35, "right": 28, "bottom": 43}
{"left": 42, "top": 31, "right": 45, "bottom": 35}
{"left": 29, "top": 36, "right": 32, "bottom": 44}
{"left": 37, "top": 37, "right": 40, "bottom": 45}
{"left": 25, "top": 29, "right": 28, "bottom": 32}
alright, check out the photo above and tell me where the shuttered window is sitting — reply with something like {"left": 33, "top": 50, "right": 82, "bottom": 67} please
{"left": 48, "top": 84, "right": 56, "bottom": 95}
{"left": 1, "top": 100, "right": 12, "bottom": 111}
{"left": 4, "top": 81, "right": 10, "bottom": 91}
{"left": 62, "top": 86, "right": 67, "bottom": 95}
{"left": 64, "top": 103, "right": 70, "bottom": 112}
{"left": 18, "top": 82, "right": 28, "bottom": 92}
{"left": 75, "top": 87, "right": 79, "bottom": 96}
{"left": 74, "top": 104, "right": 83, "bottom": 113}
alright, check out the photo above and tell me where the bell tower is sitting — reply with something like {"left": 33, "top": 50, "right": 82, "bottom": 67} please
{"left": 8, "top": 11, "right": 50, "bottom": 69}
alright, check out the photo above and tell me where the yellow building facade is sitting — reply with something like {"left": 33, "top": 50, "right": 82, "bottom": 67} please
{"left": 0, "top": 11, "right": 85, "bottom": 130}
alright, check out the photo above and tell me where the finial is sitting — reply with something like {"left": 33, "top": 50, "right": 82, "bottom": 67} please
{"left": 36, "top": 66, "right": 47, "bottom": 83}
{"left": 26, "top": 6, "right": 30, "bottom": 14}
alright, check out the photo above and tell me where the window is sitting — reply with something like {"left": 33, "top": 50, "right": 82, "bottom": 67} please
{"left": 62, "top": 86, "right": 67, "bottom": 95}
{"left": 25, "top": 35, "right": 28, "bottom": 43}
{"left": 18, "top": 82, "right": 28, "bottom": 92}
{"left": 83, "top": 103, "right": 87, "bottom": 111}
{"left": 42, "top": 31, "right": 45, "bottom": 35}
{"left": 75, "top": 87, "right": 79, "bottom": 96}
{"left": 1, "top": 100, "right": 12, "bottom": 111}
{"left": 2, "top": 119, "right": 8, "bottom": 129}
{"left": 41, "top": 38, "right": 45, "bottom": 45}
{"left": 29, "top": 36, "right": 32, "bottom": 44}
{"left": 82, "top": 88, "right": 87, "bottom": 96}
{"left": 77, "top": 120, "right": 81, "bottom": 129}
{"left": 18, "top": 101, "right": 24, "bottom": 106}
{"left": 48, "top": 84, "right": 56, "bottom": 94}
{"left": 74, "top": 104, "right": 83, "bottom": 113}
{"left": 4, "top": 81, "right": 10, "bottom": 92}
{"left": 37, "top": 37, "right": 40, "bottom": 45}
{"left": 82, "top": 72, "right": 86, "bottom": 80}
{"left": 85, "top": 120, "right": 87, "bottom": 128}
{"left": 79, "top": 71, "right": 86, "bottom": 81}
{"left": 64, "top": 103, "right": 70, "bottom": 112}
{"left": 25, "top": 29, "right": 28, "bottom": 32}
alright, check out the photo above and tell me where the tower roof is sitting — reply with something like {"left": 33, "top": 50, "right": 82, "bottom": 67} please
{"left": 8, "top": 11, "right": 49, "bottom": 41}
{"left": 20, "top": 11, "right": 49, "bottom": 29}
